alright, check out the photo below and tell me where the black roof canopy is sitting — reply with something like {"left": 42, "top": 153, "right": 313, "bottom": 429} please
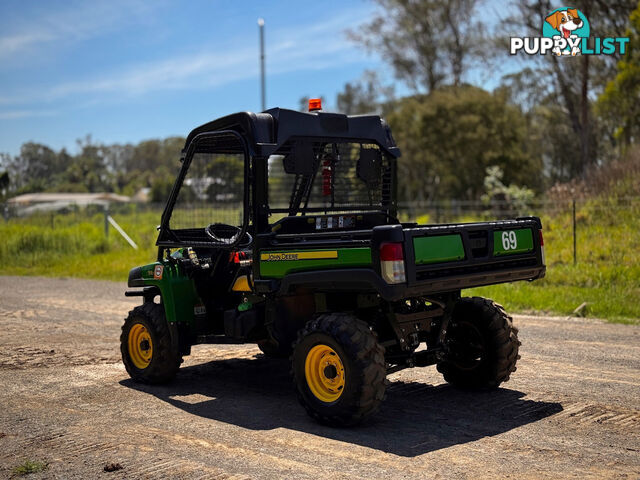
{"left": 183, "top": 108, "right": 401, "bottom": 158}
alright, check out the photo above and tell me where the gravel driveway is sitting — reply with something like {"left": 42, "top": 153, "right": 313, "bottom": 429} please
{"left": 0, "top": 276, "right": 638, "bottom": 479}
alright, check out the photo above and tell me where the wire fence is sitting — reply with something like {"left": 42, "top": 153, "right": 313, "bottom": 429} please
{"left": 405, "top": 198, "right": 640, "bottom": 267}
{"left": 2, "top": 197, "right": 639, "bottom": 265}
{"left": 397, "top": 197, "right": 640, "bottom": 223}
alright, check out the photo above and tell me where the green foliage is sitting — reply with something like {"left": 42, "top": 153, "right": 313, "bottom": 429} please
{"left": 3, "top": 223, "right": 103, "bottom": 255}
{"left": 337, "top": 70, "right": 394, "bottom": 115}
{"left": 0, "top": 210, "right": 159, "bottom": 280}
{"left": 150, "top": 175, "right": 174, "bottom": 203}
{"left": 387, "top": 85, "right": 543, "bottom": 202}
{"left": 340, "top": 0, "right": 638, "bottom": 186}
{"left": 497, "top": 1, "right": 636, "bottom": 176}
{"left": 12, "top": 459, "right": 48, "bottom": 476}
{"left": 1, "top": 135, "right": 184, "bottom": 200}
{"left": 481, "top": 165, "right": 535, "bottom": 217}
{"left": 597, "top": 3, "right": 640, "bottom": 149}
{"left": 204, "top": 154, "right": 244, "bottom": 203}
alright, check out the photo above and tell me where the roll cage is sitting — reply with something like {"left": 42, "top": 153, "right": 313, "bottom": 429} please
{"left": 156, "top": 108, "right": 401, "bottom": 250}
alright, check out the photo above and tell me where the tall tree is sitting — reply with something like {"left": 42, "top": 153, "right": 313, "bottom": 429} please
{"left": 597, "top": 2, "right": 640, "bottom": 150}
{"left": 501, "top": 0, "right": 636, "bottom": 176}
{"left": 387, "top": 86, "right": 543, "bottom": 202}
{"left": 348, "top": 0, "right": 488, "bottom": 92}
{"left": 336, "top": 70, "right": 395, "bottom": 114}
{"left": 0, "top": 135, "right": 185, "bottom": 198}
{"left": 64, "top": 136, "right": 111, "bottom": 192}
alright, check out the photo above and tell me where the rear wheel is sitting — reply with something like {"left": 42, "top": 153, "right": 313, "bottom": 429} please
{"left": 291, "top": 313, "right": 386, "bottom": 426}
{"left": 437, "top": 297, "right": 520, "bottom": 389}
{"left": 120, "top": 303, "right": 181, "bottom": 384}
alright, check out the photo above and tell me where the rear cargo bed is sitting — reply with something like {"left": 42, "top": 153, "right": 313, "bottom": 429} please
{"left": 258, "top": 216, "right": 545, "bottom": 300}
{"left": 403, "top": 217, "right": 545, "bottom": 293}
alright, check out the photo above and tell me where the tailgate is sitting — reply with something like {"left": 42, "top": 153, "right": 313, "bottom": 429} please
{"left": 403, "top": 217, "right": 545, "bottom": 291}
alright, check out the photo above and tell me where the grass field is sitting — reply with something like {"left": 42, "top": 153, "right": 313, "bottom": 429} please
{"left": 0, "top": 210, "right": 158, "bottom": 281}
{"left": 1, "top": 199, "right": 638, "bottom": 324}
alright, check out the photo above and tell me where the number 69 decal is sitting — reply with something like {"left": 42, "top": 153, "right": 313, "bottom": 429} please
{"left": 501, "top": 231, "right": 518, "bottom": 250}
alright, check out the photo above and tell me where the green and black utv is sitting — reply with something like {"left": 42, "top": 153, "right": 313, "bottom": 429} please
{"left": 122, "top": 105, "right": 546, "bottom": 426}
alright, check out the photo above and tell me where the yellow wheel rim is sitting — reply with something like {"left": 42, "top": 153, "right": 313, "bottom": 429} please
{"left": 128, "top": 323, "right": 153, "bottom": 369}
{"left": 304, "top": 344, "right": 345, "bottom": 403}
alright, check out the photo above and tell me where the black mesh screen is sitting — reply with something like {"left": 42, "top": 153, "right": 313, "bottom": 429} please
{"left": 268, "top": 141, "right": 393, "bottom": 216}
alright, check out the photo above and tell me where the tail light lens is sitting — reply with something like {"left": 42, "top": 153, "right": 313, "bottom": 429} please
{"left": 380, "top": 242, "right": 406, "bottom": 284}
{"left": 539, "top": 230, "right": 546, "bottom": 265}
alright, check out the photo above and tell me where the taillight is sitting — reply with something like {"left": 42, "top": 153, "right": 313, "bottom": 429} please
{"left": 539, "top": 230, "right": 546, "bottom": 265}
{"left": 380, "top": 242, "right": 406, "bottom": 284}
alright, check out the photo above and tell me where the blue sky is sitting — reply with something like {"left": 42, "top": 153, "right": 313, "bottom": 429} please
{"left": 0, "top": 0, "right": 510, "bottom": 156}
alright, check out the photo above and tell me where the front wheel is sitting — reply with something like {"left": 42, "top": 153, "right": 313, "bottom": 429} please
{"left": 120, "top": 303, "right": 181, "bottom": 384}
{"left": 291, "top": 313, "right": 386, "bottom": 427}
{"left": 437, "top": 297, "right": 521, "bottom": 389}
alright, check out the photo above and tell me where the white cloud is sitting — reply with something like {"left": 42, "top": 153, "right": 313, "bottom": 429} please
{"left": 0, "top": 10, "right": 371, "bottom": 109}
{"left": 0, "top": 32, "right": 55, "bottom": 56}
{"left": 0, "top": 110, "right": 57, "bottom": 120}
{"left": 0, "top": 0, "right": 161, "bottom": 61}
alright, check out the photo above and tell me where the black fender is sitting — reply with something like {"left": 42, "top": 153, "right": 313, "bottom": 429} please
{"left": 277, "top": 268, "right": 400, "bottom": 300}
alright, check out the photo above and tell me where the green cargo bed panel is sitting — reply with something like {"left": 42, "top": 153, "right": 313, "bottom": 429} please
{"left": 413, "top": 234, "right": 465, "bottom": 265}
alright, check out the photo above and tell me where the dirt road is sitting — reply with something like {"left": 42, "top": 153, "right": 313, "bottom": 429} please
{"left": 0, "top": 276, "right": 638, "bottom": 479}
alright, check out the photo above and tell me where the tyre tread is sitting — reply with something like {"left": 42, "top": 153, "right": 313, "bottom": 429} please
{"left": 120, "top": 303, "right": 181, "bottom": 384}
{"left": 437, "top": 297, "right": 520, "bottom": 389}
{"left": 291, "top": 312, "right": 386, "bottom": 426}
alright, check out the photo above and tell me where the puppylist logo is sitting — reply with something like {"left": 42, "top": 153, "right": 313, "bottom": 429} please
{"left": 511, "top": 7, "right": 629, "bottom": 57}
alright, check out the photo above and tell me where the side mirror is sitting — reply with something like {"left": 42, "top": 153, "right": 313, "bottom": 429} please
{"left": 283, "top": 141, "right": 315, "bottom": 176}
{"left": 357, "top": 146, "right": 382, "bottom": 186}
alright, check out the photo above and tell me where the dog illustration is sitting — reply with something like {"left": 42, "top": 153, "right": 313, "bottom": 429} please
{"left": 545, "top": 8, "right": 584, "bottom": 56}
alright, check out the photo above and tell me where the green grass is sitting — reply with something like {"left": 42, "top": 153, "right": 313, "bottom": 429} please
{"left": 0, "top": 210, "right": 159, "bottom": 281}
{"left": 12, "top": 460, "right": 48, "bottom": 476}
{"left": 0, "top": 198, "right": 638, "bottom": 323}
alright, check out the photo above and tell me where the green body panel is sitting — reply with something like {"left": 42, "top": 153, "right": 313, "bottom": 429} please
{"left": 259, "top": 247, "right": 372, "bottom": 279}
{"left": 493, "top": 228, "right": 534, "bottom": 256}
{"left": 139, "top": 261, "right": 201, "bottom": 324}
{"left": 413, "top": 234, "right": 465, "bottom": 265}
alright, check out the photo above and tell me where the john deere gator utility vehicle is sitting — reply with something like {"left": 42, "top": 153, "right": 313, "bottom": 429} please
{"left": 122, "top": 101, "right": 546, "bottom": 426}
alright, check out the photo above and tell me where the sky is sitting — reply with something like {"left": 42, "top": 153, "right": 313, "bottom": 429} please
{"left": 0, "top": 0, "right": 509, "bottom": 156}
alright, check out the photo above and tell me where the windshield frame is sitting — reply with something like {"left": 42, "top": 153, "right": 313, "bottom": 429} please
{"left": 156, "top": 130, "right": 250, "bottom": 249}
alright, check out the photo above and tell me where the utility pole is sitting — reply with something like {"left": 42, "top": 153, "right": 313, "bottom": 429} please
{"left": 258, "top": 18, "right": 266, "bottom": 111}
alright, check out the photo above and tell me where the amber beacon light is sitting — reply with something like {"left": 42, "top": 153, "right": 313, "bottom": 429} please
{"left": 308, "top": 98, "right": 322, "bottom": 111}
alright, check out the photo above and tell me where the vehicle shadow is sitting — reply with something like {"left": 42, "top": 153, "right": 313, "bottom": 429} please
{"left": 120, "top": 354, "right": 563, "bottom": 457}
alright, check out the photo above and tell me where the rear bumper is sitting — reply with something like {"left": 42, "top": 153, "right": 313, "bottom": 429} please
{"left": 277, "top": 264, "right": 545, "bottom": 302}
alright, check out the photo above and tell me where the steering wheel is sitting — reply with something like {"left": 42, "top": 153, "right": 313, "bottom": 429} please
{"left": 205, "top": 223, "right": 253, "bottom": 246}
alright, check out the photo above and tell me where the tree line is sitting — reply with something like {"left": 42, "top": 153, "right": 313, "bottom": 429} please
{"left": 337, "top": 0, "right": 639, "bottom": 201}
{"left": 1, "top": 0, "right": 638, "bottom": 205}
{"left": 0, "top": 136, "right": 185, "bottom": 203}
